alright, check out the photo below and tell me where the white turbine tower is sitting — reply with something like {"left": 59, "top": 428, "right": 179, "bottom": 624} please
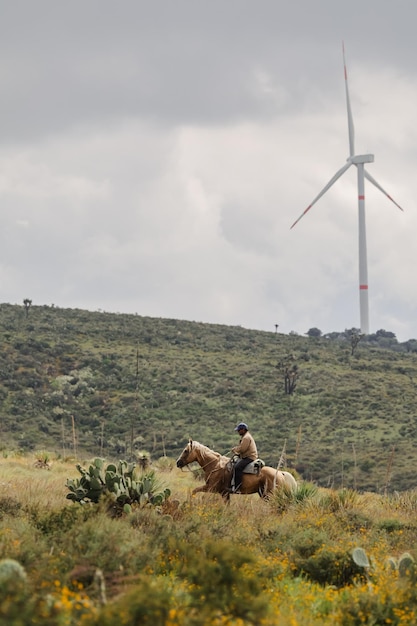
{"left": 291, "top": 43, "right": 403, "bottom": 335}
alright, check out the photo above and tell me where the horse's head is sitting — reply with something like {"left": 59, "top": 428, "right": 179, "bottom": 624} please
{"left": 176, "top": 439, "right": 198, "bottom": 468}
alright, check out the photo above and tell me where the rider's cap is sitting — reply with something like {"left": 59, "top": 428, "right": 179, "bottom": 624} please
{"left": 235, "top": 422, "right": 248, "bottom": 431}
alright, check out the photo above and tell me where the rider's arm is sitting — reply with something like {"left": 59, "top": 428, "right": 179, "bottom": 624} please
{"left": 233, "top": 435, "right": 250, "bottom": 457}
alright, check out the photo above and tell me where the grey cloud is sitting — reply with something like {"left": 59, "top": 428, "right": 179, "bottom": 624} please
{"left": 3, "top": 0, "right": 416, "bottom": 143}
{"left": 0, "top": 0, "right": 416, "bottom": 340}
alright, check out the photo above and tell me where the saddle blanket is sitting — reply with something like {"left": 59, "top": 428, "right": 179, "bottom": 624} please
{"left": 242, "top": 459, "right": 265, "bottom": 474}
{"left": 227, "top": 457, "right": 265, "bottom": 475}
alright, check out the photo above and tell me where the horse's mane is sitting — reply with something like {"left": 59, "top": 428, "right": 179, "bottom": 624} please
{"left": 191, "top": 441, "right": 228, "bottom": 462}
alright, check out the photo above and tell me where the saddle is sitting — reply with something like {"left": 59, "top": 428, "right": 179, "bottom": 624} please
{"left": 228, "top": 455, "right": 265, "bottom": 475}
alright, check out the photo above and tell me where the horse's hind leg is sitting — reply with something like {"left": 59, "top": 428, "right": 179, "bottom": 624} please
{"left": 258, "top": 477, "right": 275, "bottom": 499}
{"left": 258, "top": 481, "right": 268, "bottom": 499}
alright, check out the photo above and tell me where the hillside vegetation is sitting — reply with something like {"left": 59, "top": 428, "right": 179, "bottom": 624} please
{"left": 1, "top": 302, "right": 417, "bottom": 492}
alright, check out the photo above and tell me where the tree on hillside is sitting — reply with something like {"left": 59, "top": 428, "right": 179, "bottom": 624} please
{"left": 350, "top": 332, "right": 364, "bottom": 356}
{"left": 323, "top": 331, "right": 344, "bottom": 340}
{"left": 367, "top": 329, "right": 398, "bottom": 349}
{"left": 306, "top": 327, "right": 322, "bottom": 338}
{"left": 284, "top": 363, "right": 298, "bottom": 394}
{"left": 403, "top": 339, "right": 417, "bottom": 353}
{"left": 277, "top": 356, "right": 299, "bottom": 395}
{"left": 376, "top": 329, "right": 396, "bottom": 340}
{"left": 23, "top": 298, "right": 32, "bottom": 318}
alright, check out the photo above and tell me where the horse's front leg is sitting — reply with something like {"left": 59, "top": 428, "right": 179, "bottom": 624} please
{"left": 191, "top": 484, "right": 211, "bottom": 495}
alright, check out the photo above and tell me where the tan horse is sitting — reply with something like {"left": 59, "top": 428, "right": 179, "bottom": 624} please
{"left": 176, "top": 439, "right": 297, "bottom": 501}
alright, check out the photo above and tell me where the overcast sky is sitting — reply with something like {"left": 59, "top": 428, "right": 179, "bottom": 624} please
{"left": 1, "top": 1, "right": 417, "bottom": 341}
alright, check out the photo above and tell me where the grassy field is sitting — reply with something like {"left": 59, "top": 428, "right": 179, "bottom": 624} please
{"left": 2, "top": 452, "right": 417, "bottom": 624}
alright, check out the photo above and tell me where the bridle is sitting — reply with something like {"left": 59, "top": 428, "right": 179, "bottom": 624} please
{"left": 179, "top": 441, "right": 224, "bottom": 475}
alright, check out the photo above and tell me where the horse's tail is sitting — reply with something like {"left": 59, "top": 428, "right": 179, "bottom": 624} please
{"left": 274, "top": 439, "right": 287, "bottom": 491}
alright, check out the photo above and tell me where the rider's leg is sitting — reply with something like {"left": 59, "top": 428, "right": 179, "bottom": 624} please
{"left": 233, "top": 458, "right": 252, "bottom": 492}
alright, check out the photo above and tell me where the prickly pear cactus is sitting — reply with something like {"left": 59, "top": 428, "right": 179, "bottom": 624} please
{"left": 384, "top": 552, "right": 415, "bottom": 578}
{"left": 398, "top": 552, "right": 415, "bottom": 578}
{"left": 352, "top": 547, "right": 370, "bottom": 569}
{"left": 386, "top": 556, "right": 398, "bottom": 571}
{"left": 66, "top": 459, "right": 171, "bottom": 512}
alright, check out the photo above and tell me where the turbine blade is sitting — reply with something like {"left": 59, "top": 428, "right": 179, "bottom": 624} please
{"left": 290, "top": 161, "right": 352, "bottom": 229}
{"left": 343, "top": 42, "right": 355, "bottom": 157}
{"left": 364, "top": 170, "right": 404, "bottom": 211}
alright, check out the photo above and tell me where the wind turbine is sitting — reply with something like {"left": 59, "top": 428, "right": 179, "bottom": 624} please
{"left": 290, "top": 43, "right": 403, "bottom": 335}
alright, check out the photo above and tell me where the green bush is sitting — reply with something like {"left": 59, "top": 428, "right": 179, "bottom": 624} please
{"left": 338, "top": 593, "right": 399, "bottom": 626}
{"left": 60, "top": 514, "right": 156, "bottom": 576}
{"left": 377, "top": 518, "right": 405, "bottom": 533}
{"left": 290, "top": 527, "right": 329, "bottom": 559}
{"left": 164, "top": 538, "right": 270, "bottom": 625}
{"left": 0, "top": 517, "right": 48, "bottom": 570}
{"left": 0, "top": 559, "right": 27, "bottom": 595}
{"left": 293, "top": 547, "right": 365, "bottom": 587}
{"left": 92, "top": 576, "right": 174, "bottom": 626}
{"left": 28, "top": 502, "right": 92, "bottom": 535}
{"left": 0, "top": 496, "right": 21, "bottom": 519}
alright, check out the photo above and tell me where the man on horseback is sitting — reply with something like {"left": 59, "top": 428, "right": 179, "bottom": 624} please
{"left": 230, "top": 422, "right": 258, "bottom": 493}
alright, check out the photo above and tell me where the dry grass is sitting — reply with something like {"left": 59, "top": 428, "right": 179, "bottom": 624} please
{"left": 0, "top": 452, "right": 207, "bottom": 510}
{"left": 0, "top": 453, "right": 82, "bottom": 509}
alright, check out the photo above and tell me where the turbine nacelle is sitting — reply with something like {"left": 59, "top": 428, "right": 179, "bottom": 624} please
{"left": 348, "top": 154, "right": 374, "bottom": 165}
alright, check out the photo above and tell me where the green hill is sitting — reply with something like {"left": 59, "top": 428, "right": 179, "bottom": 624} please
{"left": 1, "top": 302, "right": 417, "bottom": 492}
